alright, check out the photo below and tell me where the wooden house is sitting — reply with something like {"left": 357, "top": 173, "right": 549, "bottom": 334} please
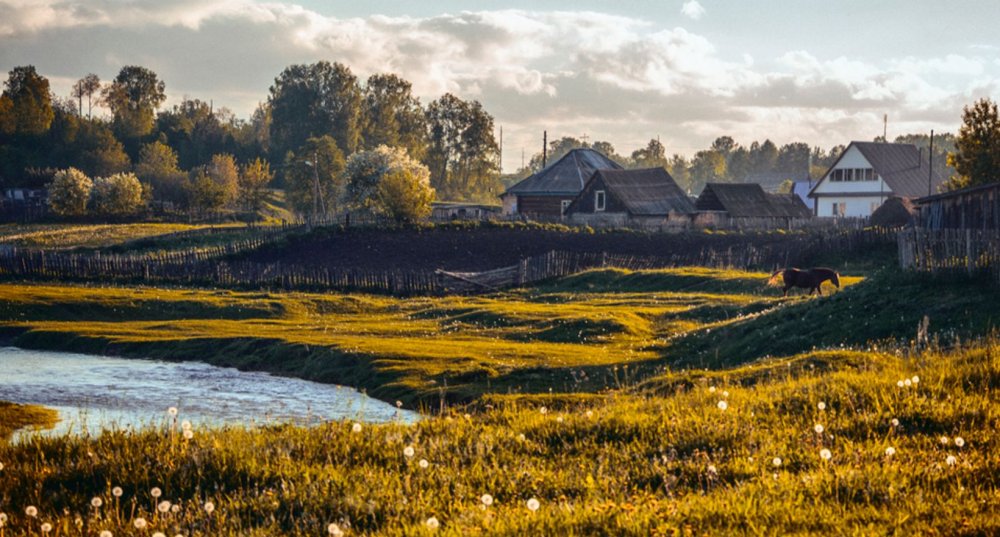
{"left": 694, "top": 183, "right": 811, "bottom": 229}
{"left": 564, "top": 168, "right": 695, "bottom": 228}
{"left": 916, "top": 182, "right": 1000, "bottom": 230}
{"left": 431, "top": 201, "right": 501, "bottom": 221}
{"left": 808, "top": 142, "right": 944, "bottom": 217}
{"left": 501, "top": 148, "right": 622, "bottom": 219}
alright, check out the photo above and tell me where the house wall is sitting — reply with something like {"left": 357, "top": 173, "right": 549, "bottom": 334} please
{"left": 569, "top": 176, "right": 629, "bottom": 214}
{"left": 811, "top": 145, "right": 893, "bottom": 217}
{"left": 567, "top": 212, "right": 629, "bottom": 228}
{"left": 814, "top": 196, "right": 886, "bottom": 217}
{"left": 516, "top": 195, "right": 572, "bottom": 219}
{"left": 812, "top": 146, "right": 890, "bottom": 195}
{"left": 501, "top": 194, "right": 517, "bottom": 215}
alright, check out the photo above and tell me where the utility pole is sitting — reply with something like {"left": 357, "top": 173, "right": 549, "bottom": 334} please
{"left": 928, "top": 129, "right": 935, "bottom": 196}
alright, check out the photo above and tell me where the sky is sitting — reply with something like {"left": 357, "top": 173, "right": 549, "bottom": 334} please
{"left": 2, "top": 0, "right": 999, "bottom": 172}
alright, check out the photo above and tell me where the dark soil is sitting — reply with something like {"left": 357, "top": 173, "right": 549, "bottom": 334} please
{"left": 240, "top": 225, "right": 807, "bottom": 271}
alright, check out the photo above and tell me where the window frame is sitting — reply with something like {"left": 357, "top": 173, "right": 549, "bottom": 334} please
{"left": 595, "top": 190, "right": 606, "bottom": 212}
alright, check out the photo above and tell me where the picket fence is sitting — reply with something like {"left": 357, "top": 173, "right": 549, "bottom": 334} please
{"left": 897, "top": 228, "right": 1000, "bottom": 283}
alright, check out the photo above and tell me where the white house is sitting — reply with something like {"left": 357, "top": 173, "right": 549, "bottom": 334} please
{"left": 809, "top": 142, "right": 945, "bottom": 218}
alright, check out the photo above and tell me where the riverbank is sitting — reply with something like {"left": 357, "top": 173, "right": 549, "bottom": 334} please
{"left": 0, "top": 401, "right": 57, "bottom": 440}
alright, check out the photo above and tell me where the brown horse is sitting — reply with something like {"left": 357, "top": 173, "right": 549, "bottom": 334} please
{"left": 769, "top": 268, "right": 840, "bottom": 296}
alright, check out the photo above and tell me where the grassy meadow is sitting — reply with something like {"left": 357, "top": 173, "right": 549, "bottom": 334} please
{"left": 1, "top": 263, "right": 999, "bottom": 534}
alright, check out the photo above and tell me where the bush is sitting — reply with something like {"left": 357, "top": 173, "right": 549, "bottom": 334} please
{"left": 91, "top": 172, "right": 144, "bottom": 216}
{"left": 47, "top": 168, "right": 93, "bottom": 216}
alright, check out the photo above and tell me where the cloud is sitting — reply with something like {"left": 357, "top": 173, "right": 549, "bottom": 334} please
{"left": 681, "top": 1, "right": 706, "bottom": 20}
{"left": 0, "top": 0, "right": 995, "bottom": 169}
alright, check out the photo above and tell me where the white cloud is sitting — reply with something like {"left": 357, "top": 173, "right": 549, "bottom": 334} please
{"left": 681, "top": 1, "right": 706, "bottom": 21}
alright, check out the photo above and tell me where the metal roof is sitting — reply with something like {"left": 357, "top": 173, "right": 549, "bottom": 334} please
{"left": 504, "top": 148, "right": 623, "bottom": 196}
{"left": 588, "top": 168, "right": 695, "bottom": 215}
{"left": 810, "top": 142, "right": 945, "bottom": 198}
{"left": 696, "top": 183, "right": 810, "bottom": 218}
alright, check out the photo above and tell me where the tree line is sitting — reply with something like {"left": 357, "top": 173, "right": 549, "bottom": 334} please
{"left": 0, "top": 62, "right": 499, "bottom": 220}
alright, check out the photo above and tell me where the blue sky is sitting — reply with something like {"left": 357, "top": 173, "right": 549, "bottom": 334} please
{"left": 2, "top": 0, "right": 998, "bottom": 171}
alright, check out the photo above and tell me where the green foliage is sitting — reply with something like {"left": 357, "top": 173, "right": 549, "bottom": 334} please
{"left": 0, "top": 401, "right": 56, "bottom": 440}
{"left": 135, "top": 141, "right": 187, "bottom": 205}
{"left": 102, "top": 66, "right": 166, "bottom": 142}
{"left": 0, "top": 65, "right": 54, "bottom": 136}
{"left": 73, "top": 121, "right": 131, "bottom": 178}
{"left": 344, "top": 145, "right": 432, "bottom": 220}
{"left": 362, "top": 73, "right": 427, "bottom": 160}
{"left": 91, "top": 172, "right": 144, "bottom": 216}
{"left": 284, "top": 135, "right": 346, "bottom": 220}
{"left": 375, "top": 167, "right": 435, "bottom": 222}
{"left": 425, "top": 93, "right": 502, "bottom": 202}
{"left": 46, "top": 168, "right": 93, "bottom": 216}
{"left": 689, "top": 149, "right": 727, "bottom": 192}
{"left": 947, "top": 98, "right": 1000, "bottom": 190}
{"left": 238, "top": 158, "right": 273, "bottom": 212}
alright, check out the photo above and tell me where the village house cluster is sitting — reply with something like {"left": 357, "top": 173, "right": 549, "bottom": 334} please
{"left": 498, "top": 141, "right": 951, "bottom": 230}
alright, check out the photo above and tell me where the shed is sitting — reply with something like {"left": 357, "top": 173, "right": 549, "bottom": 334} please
{"left": 565, "top": 167, "right": 695, "bottom": 228}
{"left": 869, "top": 197, "right": 917, "bottom": 227}
{"left": 501, "top": 148, "right": 622, "bottom": 219}
{"left": 694, "top": 183, "right": 811, "bottom": 229}
{"left": 916, "top": 182, "right": 1000, "bottom": 231}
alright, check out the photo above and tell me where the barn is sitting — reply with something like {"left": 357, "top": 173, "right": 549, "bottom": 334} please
{"left": 564, "top": 167, "right": 695, "bottom": 228}
{"left": 916, "top": 182, "right": 1000, "bottom": 231}
{"left": 694, "top": 183, "right": 812, "bottom": 229}
{"left": 500, "top": 148, "right": 622, "bottom": 219}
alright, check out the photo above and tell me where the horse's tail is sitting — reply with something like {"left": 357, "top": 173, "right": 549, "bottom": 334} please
{"left": 767, "top": 269, "right": 784, "bottom": 286}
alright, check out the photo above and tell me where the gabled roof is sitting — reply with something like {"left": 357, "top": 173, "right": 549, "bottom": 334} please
{"left": 696, "top": 183, "right": 809, "bottom": 218}
{"left": 584, "top": 167, "right": 695, "bottom": 215}
{"left": 870, "top": 196, "right": 917, "bottom": 226}
{"left": 810, "top": 142, "right": 945, "bottom": 198}
{"left": 504, "top": 148, "right": 622, "bottom": 196}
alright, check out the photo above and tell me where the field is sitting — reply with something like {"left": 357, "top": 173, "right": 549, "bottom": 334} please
{"left": 1, "top": 257, "right": 999, "bottom": 534}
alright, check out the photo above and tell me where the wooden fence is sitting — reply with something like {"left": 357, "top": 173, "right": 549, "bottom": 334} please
{"left": 0, "top": 226, "right": 899, "bottom": 295}
{"left": 897, "top": 228, "right": 1000, "bottom": 282}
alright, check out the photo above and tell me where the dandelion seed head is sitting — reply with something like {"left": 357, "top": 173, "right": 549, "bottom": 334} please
{"left": 585, "top": 410, "right": 594, "bottom": 418}
{"left": 911, "top": 375, "right": 920, "bottom": 384}
{"left": 152, "top": 533, "right": 166, "bottom": 537}
{"left": 955, "top": 437, "right": 965, "bottom": 447}
{"left": 167, "top": 407, "right": 178, "bottom": 416}
{"left": 183, "top": 429, "right": 194, "bottom": 440}
{"left": 425, "top": 516, "right": 440, "bottom": 529}
{"left": 539, "top": 407, "right": 547, "bottom": 415}
{"left": 0, "top": 513, "right": 6, "bottom": 525}
{"left": 556, "top": 416, "right": 564, "bottom": 423}
{"left": 709, "top": 386, "right": 716, "bottom": 393}
{"left": 885, "top": 447, "right": 896, "bottom": 456}
{"left": 820, "top": 448, "right": 832, "bottom": 461}
{"left": 41, "top": 522, "right": 52, "bottom": 533}
{"left": 946, "top": 455, "right": 957, "bottom": 466}
{"left": 904, "top": 379, "right": 912, "bottom": 387}
{"left": 526, "top": 498, "right": 540, "bottom": 512}
{"left": 352, "top": 423, "right": 362, "bottom": 433}
{"left": 112, "top": 486, "right": 123, "bottom": 497}
{"left": 707, "top": 464, "right": 717, "bottom": 474}
{"left": 517, "top": 433, "right": 526, "bottom": 441}
{"left": 717, "top": 400, "right": 728, "bottom": 410}
{"left": 481, "top": 494, "right": 494, "bottom": 506}
{"left": 0, "top": 462, "right": 3, "bottom": 471}
{"left": 150, "top": 487, "right": 162, "bottom": 498}
{"left": 814, "top": 424, "right": 824, "bottom": 434}
{"left": 897, "top": 380, "right": 905, "bottom": 388}
{"left": 170, "top": 504, "right": 180, "bottom": 514}
{"left": 396, "top": 400, "right": 403, "bottom": 408}
{"left": 181, "top": 420, "right": 192, "bottom": 431}
{"left": 940, "top": 436, "right": 950, "bottom": 445}
{"left": 772, "top": 457, "right": 782, "bottom": 467}
{"left": 25, "top": 506, "right": 37, "bottom": 517}
{"left": 204, "top": 501, "right": 215, "bottom": 514}
{"left": 891, "top": 418, "right": 899, "bottom": 427}
{"left": 133, "top": 518, "right": 147, "bottom": 529}
{"left": 403, "top": 445, "right": 415, "bottom": 458}
{"left": 100, "top": 532, "right": 113, "bottom": 537}
{"left": 158, "top": 501, "right": 171, "bottom": 513}
{"left": 91, "top": 497, "right": 103, "bottom": 508}
{"left": 817, "top": 401, "right": 826, "bottom": 410}
{"left": 328, "top": 523, "right": 344, "bottom": 536}
{"left": 418, "top": 459, "right": 429, "bottom": 469}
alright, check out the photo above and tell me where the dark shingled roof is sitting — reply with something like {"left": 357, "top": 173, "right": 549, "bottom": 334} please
{"left": 504, "top": 148, "right": 622, "bottom": 196}
{"left": 870, "top": 196, "right": 917, "bottom": 227}
{"left": 811, "top": 142, "right": 945, "bottom": 198}
{"left": 696, "top": 183, "right": 810, "bottom": 218}
{"left": 588, "top": 168, "right": 695, "bottom": 215}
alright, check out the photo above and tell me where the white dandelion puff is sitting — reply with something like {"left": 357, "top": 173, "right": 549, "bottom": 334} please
{"left": 539, "top": 407, "right": 548, "bottom": 415}
{"left": 112, "top": 487, "right": 123, "bottom": 497}
{"left": 41, "top": 522, "right": 52, "bottom": 533}
{"left": 722, "top": 390, "right": 730, "bottom": 398}
{"left": 814, "top": 424, "right": 824, "bottom": 434}
{"left": 328, "top": 522, "right": 345, "bottom": 537}
{"left": 157, "top": 501, "right": 171, "bottom": 513}
{"left": 897, "top": 380, "right": 905, "bottom": 388}
{"left": 481, "top": 494, "right": 494, "bottom": 506}
{"left": 152, "top": 533, "right": 166, "bottom": 537}
{"left": 891, "top": 418, "right": 899, "bottom": 427}
{"left": 167, "top": 407, "right": 178, "bottom": 416}
{"left": 946, "top": 455, "right": 957, "bottom": 466}
{"left": 352, "top": 423, "right": 362, "bottom": 433}
{"left": 717, "top": 400, "right": 728, "bottom": 411}
{"left": 425, "top": 516, "right": 440, "bottom": 529}
{"left": 418, "top": 459, "right": 429, "bottom": 469}
{"left": 150, "top": 487, "right": 162, "bottom": 498}
{"left": 183, "top": 429, "right": 194, "bottom": 440}
{"left": 403, "top": 445, "right": 415, "bottom": 458}
{"left": 885, "top": 447, "right": 896, "bottom": 456}
{"left": 911, "top": 375, "right": 920, "bottom": 384}
{"left": 25, "top": 506, "right": 38, "bottom": 517}
{"left": 556, "top": 416, "right": 564, "bottom": 423}
{"left": 820, "top": 449, "right": 832, "bottom": 461}
{"left": 817, "top": 401, "right": 826, "bottom": 411}
{"left": 707, "top": 464, "right": 718, "bottom": 474}
{"left": 133, "top": 518, "right": 147, "bottom": 529}
{"left": 170, "top": 504, "right": 180, "bottom": 514}
{"left": 526, "top": 498, "right": 540, "bottom": 512}
{"left": 955, "top": 437, "right": 965, "bottom": 448}
{"left": 940, "top": 436, "right": 950, "bottom": 445}
{"left": 203, "top": 501, "right": 215, "bottom": 514}
{"left": 181, "top": 420, "right": 192, "bottom": 431}
{"left": 708, "top": 386, "right": 716, "bottom": 393}
{"left": 904, "top": 378, "right": 912, "bottom": 387}
{"left": 100, "top": 532, "right": 113, "bottom": 537}
{"left": 91, "top": 497, "right": 103, "bottom": 508}
{"left": 772, "top": 457, "right": 782, "bottom": 467}
{"left": 585, "top": 410, "right": 594, "bottom": 418}
{"left": 0, "top": 513, "right": 6, "bottom": 526}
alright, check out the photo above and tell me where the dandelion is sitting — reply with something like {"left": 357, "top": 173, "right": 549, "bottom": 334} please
{"left": 946, "top": 455, "right": 957, "bottom": 466}
{"left": 817, "top": 401, "right": 826, "bottom": 411}
{"left": 396, "top": 400, "right": 403, "bottom": 408}
{"left": 517, "top": 433, "right": 526, "bottom": 441}
{"left": 820, "top": 448, "right": 832, "bottom": 461}
{"left": 772, "top": 457, "right": 782, "bottom": 468}
{"left": 0, "top": 462, "right": 3, "bottom": 470}
{"left": 717, "top": 400, "right": 728, "bottom": 411}
{"left": 170, "top": 504, "right": 180, "bottom": 514}
{"left": 955, "top": 437, "right": 965, "bottom": 447}
{"left": 585, "top": 410, "right": 594, "bottom": 419}
{"left": 403, "top": 445, "right": 415, "bottom": 458}
{"left": 418, "top": 459, "right": 429, "bottom": 469}
{"left": 940, "top": 436, "right": 950, "bottom": 445}
{"left": 885, "top": 447, "right": 896, "bottom": 457}
{"left": 722, "top": 390, "right": 730, "bottom": 398}
{"left": 91, "top": 497, "right": 103, "bottom": 508}
{"left": 891, "top": 418, "right": 899, "bottom": 427}
{"left": 709, "top": 386, "right": 716, "bottom": 393}
{"left": 183, "top": 429, "right": 194, "bottom": 440}
{"left": 904, "top": 378, "right": 912, "bottom": 387}
{"left": 204, "top": 501, "right": 215, "bottom": 514}
{"left": 481, "top": 494, "right": 494, "bottom": 507}
{"left": 526, "top": 498, "right": 540, "bottom": 512}
{"left": 181, "top": 420, "right": 192, "bottom": 431}
{"left": 167, "top": 407, "right": 178, "bottom": 416}
{"left": 425, "top": 517, "right": 440, "bottom": 529}
{"left": 133, "top": 518, "right": 147, "bottom": 529}
{"left": 100, "top": 532, "right": 113, "bottom": 537}
{"left": 158, "top": 501, "right": 171, "bottom": 513}
{"left": 150, "top": 487, "right": 162, "bottom": 498}
{"left": 112, "top": 486, "right": 123, "bottom": 497}
{"left": 897, "top": 380, "right": 905, "bottom": 388}
{"left": 153, "top": 533, "right": 166, "bottom": 537}
{"left": 352, "top": 423, "right": 362, "bottom": 433}
{"left": 911, "top": 375, "right": 920, "bottom": 384}
{"left": 707, "top": 464, "right": 718, "bottom": 475}
{"left": 556, "top": 416, "right": 564, "bottom": 423}
{"left": 539, "top": 407, "right": 548, "bottom": 415}
{"left": 41, "top": 522, "right": 52, "bottom": 533}
{"left": 328, "top": 523, "right": 345, "bottom": 537}
{"left": 26, "top": 506, "right": 38, "bottom": 517}
{"left": 814, "top": 424, "right": 824, "bottom": 434}
{"left": 0, "top": 513, "right": 6, "bottom": 526}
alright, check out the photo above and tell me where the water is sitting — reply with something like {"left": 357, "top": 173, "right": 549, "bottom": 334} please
{"left": 0, "top": 347, "right": 418, "bottom": 439}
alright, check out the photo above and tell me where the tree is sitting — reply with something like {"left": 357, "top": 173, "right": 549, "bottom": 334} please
{"left": 47, "top": 168, "right": 92, "bottom": 216}
{"left": 269, "top": 62, "right": 362, "bottom": 166}
{"left": 203, "top": 153, "right": 239, "bottom": 207}
{"left": 186, "top": 169, "right": 229, "bottom": 214}
{"left": 375, "top": 168, "right": 434, "bottom": 222}
{"left": 91, "top": 172, "right": 144, "bottom": 216}
{"left": 896, "top": 132, "right": 956, "bottom": 185}
{"left": 948, "top": 99, "right": 1000, "bottom": 190}
{"left": 425, "top": 93, "right": 501, "bottom": 201}
{"left": 102, "top": 66, "right": 166, "bottom": 142}
{"left": 75, "top": 121, "right": 131, "bottom": 177}
{"left": 362, "top": 73, "right": 427, "bottom": 159}
{"left": 155, "top": 99, "right": 237, "bottom": 169}
{"left": 238, "top": 158, "right": 273, "bottom": 212}
{"left": 630, "top": 138, "right": 668, "bottom": 169}
{"left": 667, "top": 154, "right": 692, "bottom": 192}
{"left": 711, "top": 136, "right": 737, "bottom": 156}
{"left": 689, "top": 150, "right": 727, "bottom": 192}
{"left": 135, "top": 140, "right": 186, "bottom": 205}
{"left": 752, "top": 139, "right": 778, "bottom": 173}
{"left": 71, "top": 74, "right": 101, "bottom": 119}
{"left": 1, "top": 66, "right": 54, "bottom": 136}
{"left": 284, "top": 135, "right": 346, "bottom": 220}
{"left": 776, "top": 142, "right": 810, "bottom": 174}
{"left": 344, "top": 145, "right": 432, "bottom": 216}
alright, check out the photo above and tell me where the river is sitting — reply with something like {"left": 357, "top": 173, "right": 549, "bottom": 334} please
{"left": 0, "top": 347, "right": 418, "bottom": 438}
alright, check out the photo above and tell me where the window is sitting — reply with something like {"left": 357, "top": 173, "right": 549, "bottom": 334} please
{"left": 595, "top": 190, "right": 606, "bottom": 212}
{"left": 561, "top": 199, "right": 571, "bottom": 215}
{"left": 829, "top": 168, "right": 876, "bottom": 182}
{"left": 832, "top": 202, "right": 847, "bottom": 217}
